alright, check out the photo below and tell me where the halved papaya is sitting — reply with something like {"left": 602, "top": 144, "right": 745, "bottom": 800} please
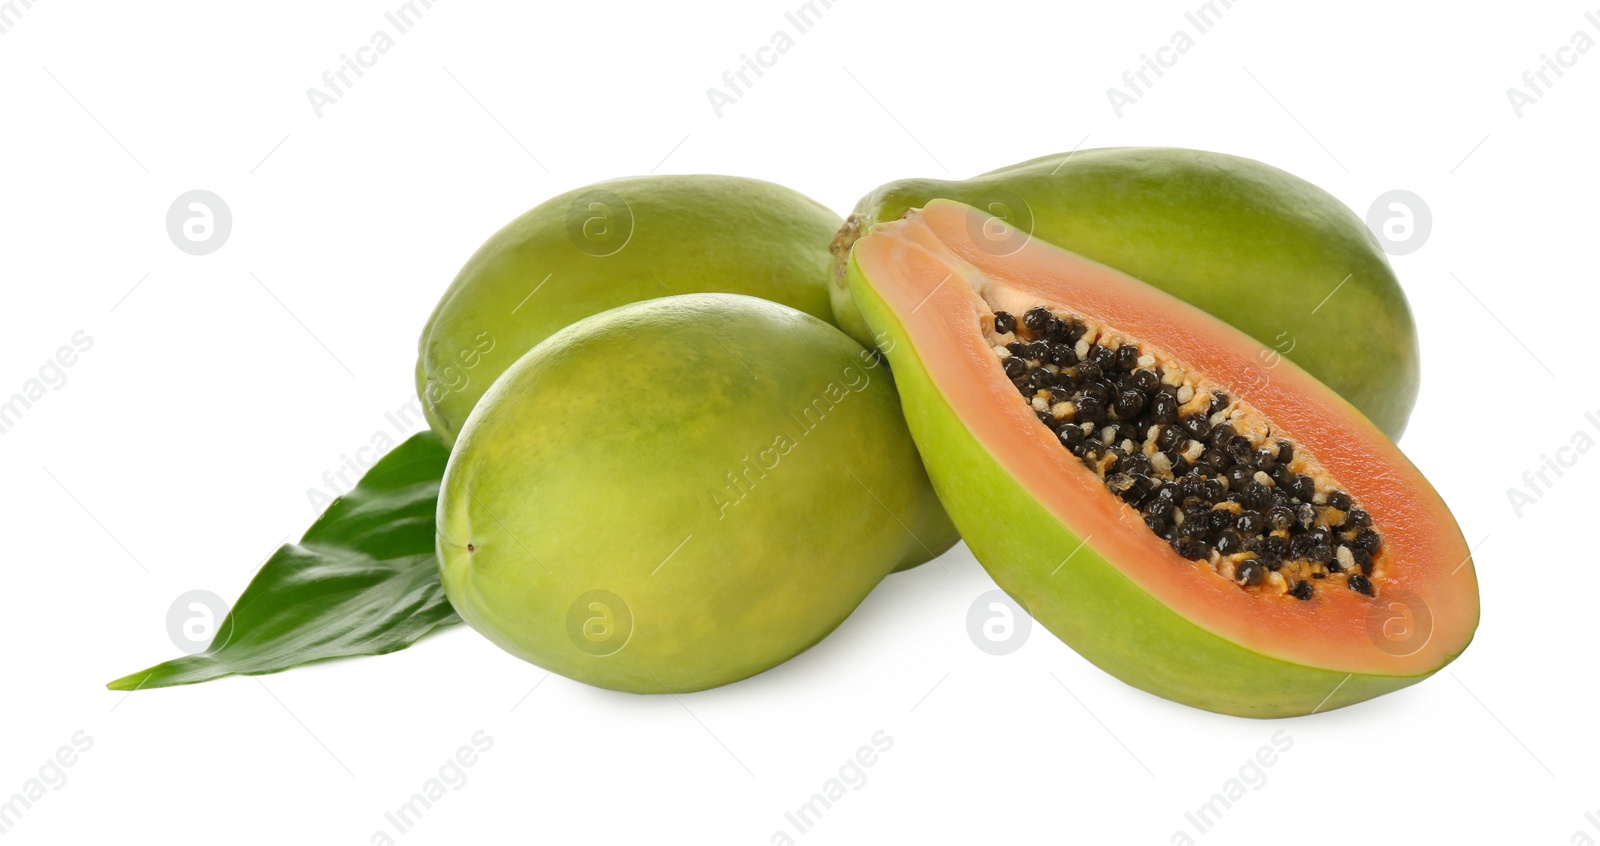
{"left": 846, "top": 200, "right": 1479, "bottom": 717}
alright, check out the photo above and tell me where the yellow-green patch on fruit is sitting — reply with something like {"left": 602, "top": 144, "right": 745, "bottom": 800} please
{"left": 437, "top": 294, "right": 950, "bottom": 693}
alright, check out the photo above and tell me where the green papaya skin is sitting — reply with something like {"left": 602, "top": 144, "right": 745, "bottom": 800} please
{"left": 436, "top": 294, "right": 951, "bottom": 692}
{"left": 418, "top": 174, "right": 840, "bottom": 446}
{"left": 830, "top": 148, "right": 1421, "bottom": 439}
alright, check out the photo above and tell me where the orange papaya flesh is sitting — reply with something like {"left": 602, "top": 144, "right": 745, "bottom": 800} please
{"left": 846, "top": 199, "right": 1479, "bottom": 717}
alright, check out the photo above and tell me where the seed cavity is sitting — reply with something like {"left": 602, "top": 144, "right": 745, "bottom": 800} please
{"left": 990, "top": 307, "right": 1384, "bottom": 601}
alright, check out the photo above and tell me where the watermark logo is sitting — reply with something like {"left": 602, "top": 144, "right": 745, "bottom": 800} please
{"left": 306, "top": 0, "right": 441, "bottom": 117}
{"left": 0, "top": 330, "right": 93, "bottom": 436}
{"left": 0, "top": 0, "right": 41, "bottom": 36}
{"left": 166, "top": 190, "right": 231, "bottom": 256}
{"left": 166, "top": 590, "right": 231, "bottom": 655}
{"left": 372, "top": 730, "right": 494, "bottom": 840}
{"left": 771, "top": 730, "right": 893, "bottom": 843}
{"left": 1169, "top": 730, "right": 1293, "bottom": 842}
{"left": 1561, "top": 805, "right": 1600, "bottom": 844}
{"left": 964, "top": 189, "right": 1035, "bottom": 257}
{"left": 1506, "top": 411, "right": 1600, "bottom": 518}
{"left": 966, "top": 589, "right": 1031, "bottom": 655}
{"left": 705, "top": 0, "right": 837, "bottom": 117}
{"left": 1506, "top": 12, "right": 1599, "bottom": 117}
{"left": 418, "top": 331, "right": 498, "bottom": 430}
{"left": 709, "top": 352, "right": 881, "bottom": 520}
{"left": 1365, "top": 190, "right": 1430, "bottom": 256}
{"left": 1254, "top": 330, "right": 1297, "bottom": 371}
{"left": 567, "top": 590, "right": 632, "bottom": 656}
{"left": 710, "top": 433, "right": 797, "bottom": 519}
{"left": 0, "top": 730, "right": 93, "bottom": 836}
{"left": 1106, "top": 0, "right": 1238, "bottom": 117}
{"left": 1365, "top": 588, "right": 1434, "bottom": 657}
{"left": 306, "top": 392, "right": 434, "bottom": 513}
{"left": 565, "top": 189, "right": 634, "bottom": 257}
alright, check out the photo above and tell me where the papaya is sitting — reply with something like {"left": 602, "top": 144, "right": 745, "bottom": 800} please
{"left": 417, "top": 174, "right": 841, "bottom": 446}
{"left": 830, "top": 147, "right": 1421, "bottom": 439}
{"left": 436, "top": 294, "right": 953, "bottom": 693}
{"left": 845, "top": 200, "right": 1479, "bottom": 717}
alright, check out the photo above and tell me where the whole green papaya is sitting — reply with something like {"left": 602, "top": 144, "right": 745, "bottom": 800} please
{"left": 418, "top": 174, "right": 841, "bottom": 445}
{"left": 829, "top": 148, "right": 1420, "bottom": 438}
{"left": 437, "top": 294, "right": 952, "bottom": 691}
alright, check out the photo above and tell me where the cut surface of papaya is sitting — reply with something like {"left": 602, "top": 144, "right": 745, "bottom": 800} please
{"left": 846, "top": 199, "right": 1479, "bottom": 717}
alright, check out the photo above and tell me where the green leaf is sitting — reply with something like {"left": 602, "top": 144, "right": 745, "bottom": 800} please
{"left": 107, "top": 432, "right": 460, "bottom": 690}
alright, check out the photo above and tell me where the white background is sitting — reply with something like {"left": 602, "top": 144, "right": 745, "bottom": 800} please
{"left": 0, "top": 1, "right": 1587, "bottom": 843}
